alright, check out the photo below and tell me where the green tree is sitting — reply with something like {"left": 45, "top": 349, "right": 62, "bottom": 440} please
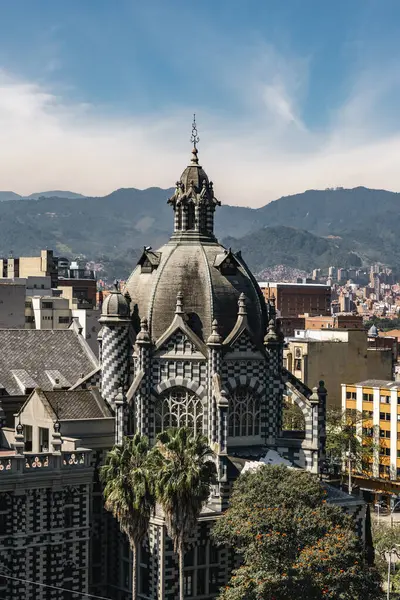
{"left": 282, "top": 398, "right": 305, "bottom": 430}
{"left": 372, "top": 521, "right": 400, "bottom": 594}
{"left": 326, "top": 408, "right": 378, "bottom": 488}
{"left": 212, "top": 464, "right": 382, "bottom": 600}
{"left": 149, "top": 427, "right": 217, "bottom": 600}
{"left": 100, "top": 434, "right": 155, "bottom": 600}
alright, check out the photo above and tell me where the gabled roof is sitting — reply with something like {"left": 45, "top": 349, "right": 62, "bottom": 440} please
{"left": 35, "top": 388, "right": 112, "bottom": 420}
{"left": 213, "top": 248, "right": 241, "bottom": 269}
{"left": 154, "top": 317, "right": 207, "bottom": 357}
{"left": 137, "top": 248, "right": 162, "bottom": 267}
{"left": 0, "top": 329, "right": 99, "bottom": 396}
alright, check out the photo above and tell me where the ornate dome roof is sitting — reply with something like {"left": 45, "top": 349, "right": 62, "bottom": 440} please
{"left": 124, "top": 123, "right": 267, "bottom": 343}
{"left": 125, "top": 240, "right": 267, "bottom": 343}
{"left": 100, "top": 282, "right": 130, "bottom": 322}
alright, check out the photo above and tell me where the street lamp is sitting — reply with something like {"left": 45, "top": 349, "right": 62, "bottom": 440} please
{"left": 386, "top": 545, "right": 400, "bottom": 599}
{"left": 346, "top": 440, "right": 356, "bottom": 495}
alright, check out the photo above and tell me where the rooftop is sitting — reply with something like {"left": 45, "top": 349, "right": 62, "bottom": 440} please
{"left": 39, "top": 388, "right": 112, "bottom": 420}
{"left": 0, "top": 328, "right": 98, "bottom": 395}
{"left": 257, "top": 281, "right": 330, "bottom": 288}
{"left": 352, "top": 379, "right": 400, "bottom": 388}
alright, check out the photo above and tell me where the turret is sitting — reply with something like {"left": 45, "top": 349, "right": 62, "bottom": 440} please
{"left": 99, "top": 281, "right": 131, "bottom": 406}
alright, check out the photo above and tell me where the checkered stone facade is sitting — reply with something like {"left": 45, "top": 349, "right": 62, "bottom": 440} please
{"left": 101, "top": 323, "right": 130, "bottom": 406}
{"left": 0, "top": 455, "right": 92, "bottom": 600}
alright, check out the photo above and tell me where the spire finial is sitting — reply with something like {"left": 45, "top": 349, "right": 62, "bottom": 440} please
{"left": 190, "top": 114, "right": 200, "bottom": 165}
{"left": 190, "top": 114, "right": 199, "bottom": 149}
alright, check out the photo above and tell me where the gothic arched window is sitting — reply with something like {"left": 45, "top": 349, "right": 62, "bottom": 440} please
{"left": 187, "top": 203, "right": 195, "bottom": 230}
{"left": 155, "top": 387, "right": 204, "bottom": 435}
{"left": 228, "top": 386, "right": 260, "bottom": 438}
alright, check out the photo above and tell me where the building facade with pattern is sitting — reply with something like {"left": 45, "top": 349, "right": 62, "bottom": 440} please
{"left": 96, "top": 141, "right": 330, "bottom": 600}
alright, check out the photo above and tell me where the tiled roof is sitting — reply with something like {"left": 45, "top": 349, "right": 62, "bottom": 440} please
{"left": 0, "top": 329, "right": 98, "bottom": 395}
{"left": 40, "top": 389, "right": 112, "bottom": 420}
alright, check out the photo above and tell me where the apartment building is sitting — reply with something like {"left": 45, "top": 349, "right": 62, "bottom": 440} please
{"left": 342, "top": 380, "right": 400, "bottom": 498}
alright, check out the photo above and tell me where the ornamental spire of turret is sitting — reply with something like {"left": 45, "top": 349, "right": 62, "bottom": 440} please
{"left": 168, "top": 115, "right": 221, "bottom": 239}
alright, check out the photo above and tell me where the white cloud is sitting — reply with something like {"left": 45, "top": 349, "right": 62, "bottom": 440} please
{"left": 0, "top": 62, "right": 400, "bottom": 207}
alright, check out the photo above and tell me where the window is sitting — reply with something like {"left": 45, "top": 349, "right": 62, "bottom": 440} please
{"left": 64, "top": 506, "right": 73, "bottom": 528}
{"left": 294, "top": 359, "right": 302, "bottom": 371}
{"left": 380, "top": 429, "right": 390, "bottom": 438}
{"left": 380, "top": 412, "right": 391, "bottom": 421}
{"left": 228, "top": 386, "right": 260, "bottom": 438}
{"left": 182, "top": 543, "right": 219, "bottom": 597}
{"left": 138, "top": 544, "right": 149, "bottom": 596}
{"left": 346, "top": 391, "right": 357, "bottom": 400}
{"left": 42, "top": 301, "right": 52, "bottom": 309}
{"left": 0, "top": 495, "right": 8, "bottom": 536}
{"left": 187, "top": 203, "right": 195, "bottom": 230}
{"left": 363, "top": 393, "right": 373, "bottom": 402}
{"left": 380, "top": 447, "right": 391, "bottom": 456}
{"left": 24, "top": 425, "right": 32, "bottom": 452}
{"left": 155, "top": 388, "right": 204, "bottom": 435}
{"left": 39, "top": 427, "right": 49, "bottom": 451}
{"left": 362, "top": 427, "right": 373, "bottom": 437}
{"left": 380, "top": 395, "right": 390, "bottom": 404}
{"left": 58, "top": 316, "right": 70, "bottom": 324}
{"left": 25, "top": 315, "right": 34, "bottom": 323}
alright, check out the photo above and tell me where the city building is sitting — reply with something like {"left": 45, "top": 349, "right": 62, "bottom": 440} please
{"left": 284, "top": 328, "right": 393, "bottom": 408}
{"left": 0, "top": 282, "right": 25, "bottom": 328}
{"left": 0, "top": 250, "right": 58, "bottom": 287}
{"left": 342, "top": 379, "right": 400, "bottom": 501}
{"left": 259, "top": 281, "right": 331, "bottom": 318}
{"left": 304, "top": 314, "right": 364, "bottom": 330}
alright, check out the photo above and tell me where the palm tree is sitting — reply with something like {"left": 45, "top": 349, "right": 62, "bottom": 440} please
{"left": 149, "top": 427, "right": 217, "bottom": 600}
{"left": 100, "top": 434, "right": 154, "bottom": 600}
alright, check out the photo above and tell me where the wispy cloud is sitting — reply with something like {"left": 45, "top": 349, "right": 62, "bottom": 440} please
{"left": 0, "top": 46, "right": 400, "bottom": 206}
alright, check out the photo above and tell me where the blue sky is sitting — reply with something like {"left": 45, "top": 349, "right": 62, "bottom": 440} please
{"left": 0, "top": 0, "right": 400, "bottom": 205}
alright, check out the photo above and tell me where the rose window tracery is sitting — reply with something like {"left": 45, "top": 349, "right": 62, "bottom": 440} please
{"left": 155, "top": 387, "right": 204, "bottom": 435}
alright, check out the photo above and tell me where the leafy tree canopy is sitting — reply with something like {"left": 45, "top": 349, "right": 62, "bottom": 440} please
{"left": 212, "top": 465, "right": 382, "bottom": 600}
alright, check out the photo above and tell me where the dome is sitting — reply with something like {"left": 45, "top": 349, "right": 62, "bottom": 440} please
{"left": 368, "top": 324, "right": 378, "bottom": 337}
{"left": 100, "top": 284, "right": 130, "bottom": 322}
{"left": 125, "top": 238, "right": 267, "bottom": 343}
{"left": 179, "top": 147, "right": 209, "bottom": 192}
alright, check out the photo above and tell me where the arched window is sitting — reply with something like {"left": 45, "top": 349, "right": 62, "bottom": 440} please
{"left": 155, "top": 387, "right": 204, "bottom": 435}
{"left": 228, "top": 386, "right": 260, "bottom": 438}
{"left": 187, "top": 203, "right": 195, "bottom": 230}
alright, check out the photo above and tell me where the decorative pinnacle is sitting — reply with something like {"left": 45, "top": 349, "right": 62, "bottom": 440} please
{"left": 238, "top": 293, "right": 247, "bottom": 316}
{"left": 175, "top": 291, "right": 184, "bottom": 315}
{"left": 136, "top": 317, "right": 150, "bottom": 343}
{"left": 207, "top": 319, "right": 222, "bottom": 345}
{"left": 113, "top": 279, "right": 120, "bottom": 292}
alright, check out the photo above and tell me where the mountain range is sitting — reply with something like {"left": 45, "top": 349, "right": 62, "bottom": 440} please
{"left": 0, "top": 185, "right": 398, "bottom": 280}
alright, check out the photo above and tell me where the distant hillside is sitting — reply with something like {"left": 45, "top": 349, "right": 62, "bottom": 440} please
{"left": 223, "top": 226, "right": 362, "bottom": 275}
{"left": 0, "top": 185, "right": 398, "bottom": 280}
{"left": 0, "top": 191, "right": 21, "bottom": 201}
{"left": 26, "top": 190, "right": 86, "bottom": 200}
{"left": 0, "top": 190, "right": 85, "bottom": 201}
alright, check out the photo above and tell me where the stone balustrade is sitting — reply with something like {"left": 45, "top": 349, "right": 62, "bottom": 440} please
{"left": 0, "top": 449, "right": 91, "bottom": 474}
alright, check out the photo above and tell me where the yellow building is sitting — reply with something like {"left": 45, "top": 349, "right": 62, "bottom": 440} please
{"left": 342, "top": 380, "right": 400, "bottom": 497}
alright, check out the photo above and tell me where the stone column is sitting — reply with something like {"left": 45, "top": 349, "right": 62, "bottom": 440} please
{"left": 135, "top": 318, "right": 152, "bottom": 436}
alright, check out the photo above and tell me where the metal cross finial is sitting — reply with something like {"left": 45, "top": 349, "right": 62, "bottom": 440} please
{"left": 190, "top": 114, "right": 200, "bottom": 149}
